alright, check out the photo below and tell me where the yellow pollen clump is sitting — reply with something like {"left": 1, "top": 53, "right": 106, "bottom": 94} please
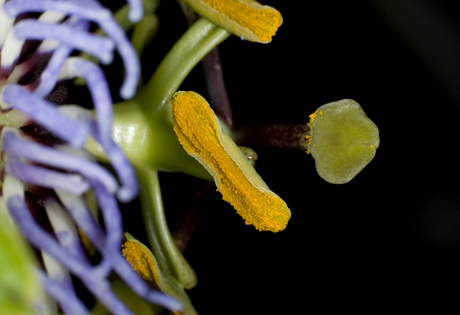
{"left": 182, "top": 0, "right": 282, "bottom": 43}
{"left": 171, "top": 91, "right": 290, "bottom": 232}
{"left": 305, "top": 135, "right": 310, "bottom": 154}
{"left": 122, "top": 239, "right": 160, "bottom": 285}
{"left": 307, "top": 111, "right": 323, "bottom": 144}
{"left": 306, "top": 110, "right": 322, "bottom": 146}
{"left": 203, "top": 0, "right": 281, "bottom": 42}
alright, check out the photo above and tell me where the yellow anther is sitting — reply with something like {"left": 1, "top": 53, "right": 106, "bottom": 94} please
{"left": 121, "top": 233, "right": 198, "bottom": 314}
{"left": 122, "top": 234, "right": 160, "bottom": 286}
{"left": 181, "top": 0, "right": 282, "bottom": 43}
{"left": 171, "top": 91, "right": 290, "bottom": 232}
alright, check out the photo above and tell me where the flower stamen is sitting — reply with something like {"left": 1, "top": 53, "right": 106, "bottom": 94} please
{"left": 181, "top": 0, "right": 282, "bottom": 43}
{"left": 171, "top": 91, "right": 291, "bottom": 232}
{"left": 122, "top": 234, "right": 160, "bottom": 285}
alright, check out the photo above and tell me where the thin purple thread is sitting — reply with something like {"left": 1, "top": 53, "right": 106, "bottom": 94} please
{"left": 2, "top": 84, "right": 90, "bottom": 148}
{"left": 55, "top": 191, "right": 183, "bottom": 312}
{"left": 38, "top": 270, "right": 89, "bottom": 315}
{"left": 34, "top": 18, "right": 90, "bottom": 97}
{"left": 5, "top": 157, "right": 90, "bottom": 195}
{"left": 87, "top": 119, "right": 139, "bottom": 202}
{"left": 13, "top": 19, "right": 115, "bottom": 64}
{"left": 8, "top": 195, "right": 134, "bottom": 315}
{"left": 4, "top": 0, "right": 140, "bottom": 99}
{"left": 2, "top": 130, "right": 119, "bottom": 195}
{"left": 67, "top": 58, "right": 114, "bottom": 149}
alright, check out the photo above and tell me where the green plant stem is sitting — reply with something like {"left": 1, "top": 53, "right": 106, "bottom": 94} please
{"left": 136, "top": 166, "right": 198, "bottom": 290}
{"left": 131, "top": 13, "right": 159, "bottom": 88}
{"left": 131, "top": 13, "right": 159, "bottom": 60}
{"left": 135, "top": 17, "right": 230, "bottom": 122}
{"left": 177, "top": 2, "right": 234, "bottom": 128}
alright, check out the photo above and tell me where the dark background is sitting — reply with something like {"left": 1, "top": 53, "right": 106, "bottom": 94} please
{"left": 109, "top": 0, "right": 460, "bottom": 312}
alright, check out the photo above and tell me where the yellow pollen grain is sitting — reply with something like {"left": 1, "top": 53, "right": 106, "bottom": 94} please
{"left": 122, "top": 241, "right": 159, "bottom": 285}
{"left": 171, "top": 91, "right": 290, "bottom": 232}
{"left": 202, "top": 0, "right": 282, "bottom": 42}
{"left": 307, "top": 110, "right": 322, "bottom": 145}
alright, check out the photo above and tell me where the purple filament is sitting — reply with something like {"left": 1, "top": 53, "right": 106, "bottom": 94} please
{"left": 55, "top": 191, "right": 106, "bottom": 249}
{"left": 13, "top": 19, "right": 115, "bottom": 65}
{"left": 4, "top": 0, "right": 140, "bottom": 99}
{"left": 2, "top": 84, "right": 90, "bottom": 148}
{"left": 33, "top": 44, "right": 73, "bottom": 97}
{"left": 63, "top": 58, "right": 114, "bottom": 150}
{"left": 55, "top": 230, "right": 90, "bottom": 264}
{"left": 49, "top": 191, "right": 115, "bottom": 281}
{"left": 88, "top": 180, "right": 123, "bottom": 274}
{"left": 126, "top": 0, "right": 143, "bottom": 23}
{"left": 38, "top": 270, "right": 90, "bottom": 315}
{"left": 87, "top": 119, "right": 138, "bottom": 202}
{"left": 5, "top": 157, "right": 90, "bottom": 195}
{"left": 2, "top": 130, "right": 119, "bottom": 195}
{"left": 43, "top": 197, "right": 91, "bottom": 265}
{"left": 8, "top": 194, "right": 99, "bottom": 278}
{"left": 54, "top": 188, "right": 128, "bottom": 288}
{"left": 101, "top": 136, "right": 139, "bottom": 203}
{"left": 55, "top": 191, "right": 183, "bottom": 312}
{"left": 33, "top": 18, "right": 90, "bottom": 98}
{"left": 8, "top": 194, "right": 135, "bottom": 315}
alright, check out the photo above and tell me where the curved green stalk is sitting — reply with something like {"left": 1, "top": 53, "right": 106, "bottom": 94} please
{"left": 131, "top": 13, "right": 159, "bottom": 59}
{"left": 135, "top": 17, "right": 230, "bottom": 121}
{"left": 136, "top": 166, "right": 198, "bottom": 290}
{"left": 132, "top": 13, "right": 159, "bottom": 88}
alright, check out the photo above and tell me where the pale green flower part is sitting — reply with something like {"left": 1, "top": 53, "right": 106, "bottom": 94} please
{"left": 305, "top": 99, "right": 380, "bottom": 184}
{"left": 0, "top": 200, "right": 43, "bottom": 315}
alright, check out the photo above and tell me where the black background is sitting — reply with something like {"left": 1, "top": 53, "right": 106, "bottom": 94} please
{"left": 105, "top": 0, "right": 460, "bottom": 312}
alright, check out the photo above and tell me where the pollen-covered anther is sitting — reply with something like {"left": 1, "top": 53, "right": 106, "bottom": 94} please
{"left": 122, "top": 234, "right": 160, "bottom": 286}
{"left": 181, "top": 0, "right": 282, "bottom": 43}
{"left": 171, "top": 91, "right": 290, "bottom": 232}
